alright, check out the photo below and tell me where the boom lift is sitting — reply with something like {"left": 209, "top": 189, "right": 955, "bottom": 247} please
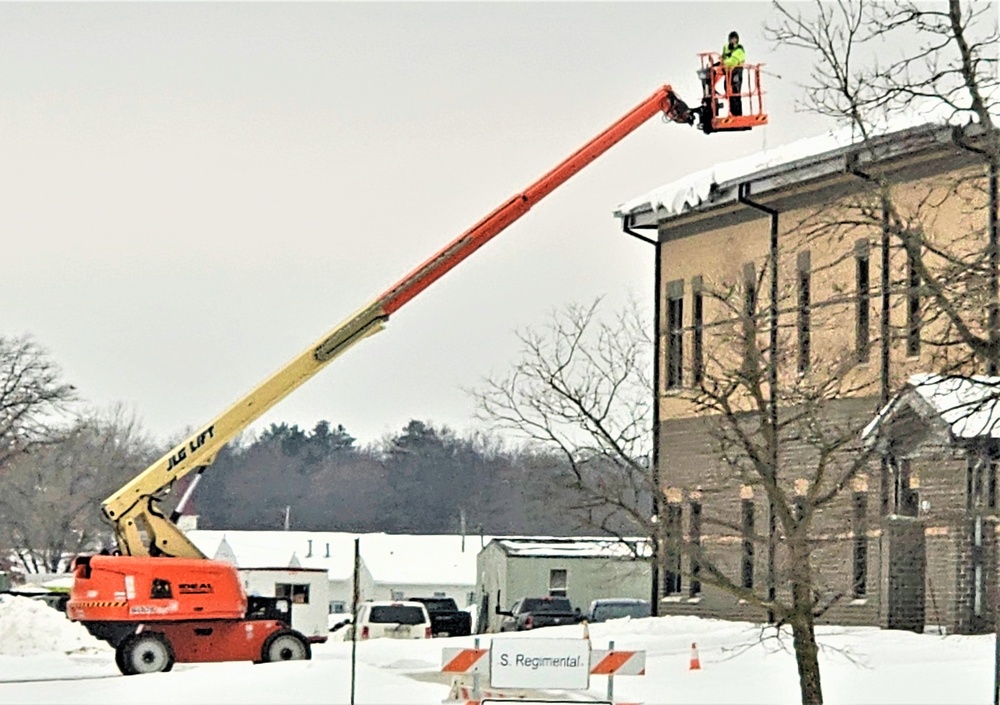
{"left": 67, "top": 66, "right": 767, "bottom": 675}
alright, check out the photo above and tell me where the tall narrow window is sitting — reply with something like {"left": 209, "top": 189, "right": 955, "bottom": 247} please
{"left": 990, "top": 457, "right": 997, "bottom": 510}
{"left": 692, "top": 276, "right": 704, "bottom": 385}
{"left": 851, "top": 476, "right": 868, "bottom": 598}
{"left": 742, "top": 263, "right": 757, "bottom": 364}
{"left": 666, "top": 280, "right": 684, "bottom": 389}
{"left": 743, "top": 263, "right": 757, "bottom": 326}
{"left": 798, "top": 250, "right": 811, "bottom": 373}
{"left": 548, "top": 568, "right": 568, "bottom": 597}
{"left": 663, "top": 499, "right": 683, "bottom": 595}
{"left": 855, "top": 239, "right": 870, "bottom": 362}
{"left": 907, "top": 248, "right": 921, "bottom": 356}
{"left": 689, "top": 493, "right": 702, "bottom": 598}
{"left": 740, "top": 488, "right": 755, "bottom": 590}
{"left": 893, "top": 456, "right": 919, "bottom": 517}
{"left": 966, "top": 452, "right": 998, "bottom": 511}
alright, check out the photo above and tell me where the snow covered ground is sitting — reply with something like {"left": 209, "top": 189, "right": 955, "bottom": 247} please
{"left": 0, "top": 594, "right": 992, "bottom": 704}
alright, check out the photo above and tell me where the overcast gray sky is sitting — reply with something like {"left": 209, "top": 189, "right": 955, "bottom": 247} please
{"left": 2, "top": 2, "right": 840, "bottom": 447}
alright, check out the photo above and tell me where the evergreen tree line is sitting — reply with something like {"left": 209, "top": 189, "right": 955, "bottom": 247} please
{"left": 194, "top": 419, "right": 587, "bottom": 536}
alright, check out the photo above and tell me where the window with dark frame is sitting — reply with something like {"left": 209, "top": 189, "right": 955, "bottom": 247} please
{"left": 663, "top": 501, "right": 683, "bottom": 595}
{"left": 666, "top": 280, "right": 684, "bottom": 389}
{"left": 275, "top": 583, "right": 310, "bottom": 604}
{"left": 798, "top": 250, "right": 811, "bottom": 373}
{"left": 743, "top": 263, "right": 757, "bottom": 325}
{"left": 548, "top": 568, "right": 568, "bottom": 597}
{"left": 689, "top": 496, "right": 702, "bottom": 598}
{"left": 991, "top": 458, "right": 998, "bottom": 510}
{"left": 852, "top": 488, "right": 868, "bottom": 598}
{"left": 907, "top": 248, "right": 921, "bottom": 357}
{"left": 966, "top": 452, "right": 998, "bottom": 512}
{"left": 855, "top": 240, "right": 870, "bottom": 362}
{"left": 741, "top": 496, "right": 754, "bottom": 590}
{"left": 693, "top": 276, "right": 704, "bottom": 385}
{"left": 892, "top": 456, "right": 919, "bottom": 517}
{"left": 742, "top": 263, "right": 758, "bottom": 367}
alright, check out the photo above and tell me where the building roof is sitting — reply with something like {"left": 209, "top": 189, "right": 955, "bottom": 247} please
{"left": 615, "top": 105, "right": 991, "bottom": 230}
{"left": 863, "top": 374, "right": 1000, "bottom": 446}
{"left": 357, "top": 533, "right": 489, "bottom": 586}
{"left": 489, "top": 536, "right": 650, "bottom": 559}
{"left": 187, "top": 530, "right": 492, "bottom": 586}
{"left": 188, "top": 530, "right": 360, "bottom": 580}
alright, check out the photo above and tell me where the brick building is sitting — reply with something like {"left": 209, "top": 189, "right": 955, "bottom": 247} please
{"left": 614, "top": 119, "right": 999, "bottom": 634}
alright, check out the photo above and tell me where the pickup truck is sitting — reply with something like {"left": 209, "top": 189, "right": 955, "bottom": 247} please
{"left": 496, "top": 596, "right": 583, "bottom": 632}
{"left": 410, "top": 597, "right": 472, "bottom": 637}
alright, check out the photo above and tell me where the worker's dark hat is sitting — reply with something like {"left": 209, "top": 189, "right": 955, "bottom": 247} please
{"left": 728, "top": 30, "right": 739, "bottom": 40}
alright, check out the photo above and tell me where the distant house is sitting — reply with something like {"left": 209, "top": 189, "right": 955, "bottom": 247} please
{"left": 477, "top": 537, "right": 650, "bottom": 633}
{"left": 360, "top": 533, "right": 486, "bottom": 608}
{"left": 188, "top": 530, "right": 374, "bottom": 614}
{"left": 187, "top": 530, "right": 486, "bottom": 616}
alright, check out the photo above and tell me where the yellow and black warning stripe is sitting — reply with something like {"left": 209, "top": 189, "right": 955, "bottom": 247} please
{"left": 73, "top": 600, "right": 128, "bottom": 608}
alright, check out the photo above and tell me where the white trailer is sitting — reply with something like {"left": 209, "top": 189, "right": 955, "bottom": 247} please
{"left": 239, "top": 567, "right": 329, "bottom": 643}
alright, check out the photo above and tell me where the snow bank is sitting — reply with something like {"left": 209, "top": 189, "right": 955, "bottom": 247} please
{"left": 0, "top": 595, "right": 109, "bottom": 656}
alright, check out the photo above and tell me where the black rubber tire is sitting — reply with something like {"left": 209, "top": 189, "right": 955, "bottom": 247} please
{"left": 260, "top": 629, "right": 311, "bottom": 663}
{"left": 117, "top": 632, "right": 175, "bottom": 676}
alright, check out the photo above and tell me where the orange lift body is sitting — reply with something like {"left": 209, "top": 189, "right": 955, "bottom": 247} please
{"left": 69, "top": 57, "right": 766, "bottom": 676}
{"left": 68, "top": 555, "right": 308, "bottom": 673}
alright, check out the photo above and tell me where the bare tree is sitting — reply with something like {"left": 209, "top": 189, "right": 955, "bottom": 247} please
{"left": 683, "top": 255, "right": 880, "bottom": 705}
{"left": 475, "top": 279, "right": 877, "bottom": 705}
{"left": 0, "top": 405, "right": 160, "bottom": 573}
{"left": 0, "top": 334, "right": 76, "bottom": 470}
{"left": 768, "top": 0, "right": 1000, "bottom": 373}
{"left": 472, "top": 297, "right": 656, "bottom": 548}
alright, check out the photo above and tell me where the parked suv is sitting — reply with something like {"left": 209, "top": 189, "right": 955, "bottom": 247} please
{"left": 586, "top": 598, "right": 651, "bottom": 623}
{"left": 410, "top": 597, "right": 472, "bottom": 637}
{"left": 496, "top": 596, "right": 582, "bottom": 632}
{"left": 351, "top": 601, "right": 432, "bottom": 640}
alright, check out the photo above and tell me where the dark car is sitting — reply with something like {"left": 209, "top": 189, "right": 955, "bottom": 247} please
{"left": 496, "top": 596, "right": 583, "bottom": 632}
{"left": 410, "top": 597, "right": 472, "bottom": 637}
{"left": 586, "top": 598, "right": 651, "bottom": 623}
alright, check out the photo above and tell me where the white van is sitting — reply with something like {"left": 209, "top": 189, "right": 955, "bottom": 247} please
{"left": 353, "top": 600, "right": 432, "bottom": 640}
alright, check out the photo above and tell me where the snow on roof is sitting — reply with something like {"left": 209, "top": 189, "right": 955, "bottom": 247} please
{"left": 187, "top": 530, "right": 493, "bottom": 586}
{"left": 357, "top": 533, "right": 488, "bottom": 586}
{"left": 187, "top": 530, "right": 360, "bottom": 581}
{"left": 493, "top": 536, "right": 650, "bottom": 559}
{"left": 863, "top": 373, "right": 1000, "bottom": 442}
{"left": 615, "top": 103, "right": 982, "bottom": 222}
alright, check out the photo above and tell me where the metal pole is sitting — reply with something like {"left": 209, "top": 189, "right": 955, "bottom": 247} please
{"left": 473, "top": 636, "right": 481, "bottom": 701}
{"left": 350, "top": 537, "right": 360, "bottom": 705}
{"left": 607, "top": 639, "right": 615, "bottom": 702}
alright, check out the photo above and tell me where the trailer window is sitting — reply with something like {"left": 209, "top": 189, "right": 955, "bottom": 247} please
{"left": 275, "top": 583, "right": 310, "bottom": 604}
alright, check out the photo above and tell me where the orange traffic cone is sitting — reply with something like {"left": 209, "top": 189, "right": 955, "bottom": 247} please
{"left": 689, "top": 642, "right": 701, "bottom": 670}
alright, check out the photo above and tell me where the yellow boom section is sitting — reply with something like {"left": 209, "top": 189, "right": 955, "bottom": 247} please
{"left": 103, "top": 301, "right": 388, "bottom": 557}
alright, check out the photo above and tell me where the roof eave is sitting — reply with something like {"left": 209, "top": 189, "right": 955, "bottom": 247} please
{"left": 621, "top": 122, "right": 988, "bottom": 233}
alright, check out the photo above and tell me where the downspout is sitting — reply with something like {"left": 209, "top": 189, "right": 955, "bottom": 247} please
{"left": 950, "top": 127, "right": 1000, "bottom": 375}
{"left": 622, "top": 212, "right": 661, "bottom": 615}
{"left": 737, "top": 182, "right": 779, "bottom": 624}
{"left": 847, "top": 153, "right": 892, "bottom": 517}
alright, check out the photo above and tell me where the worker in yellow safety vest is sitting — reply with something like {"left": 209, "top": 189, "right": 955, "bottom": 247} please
{"left": 721, "top": 31, "right": 745, "bottom": 116}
